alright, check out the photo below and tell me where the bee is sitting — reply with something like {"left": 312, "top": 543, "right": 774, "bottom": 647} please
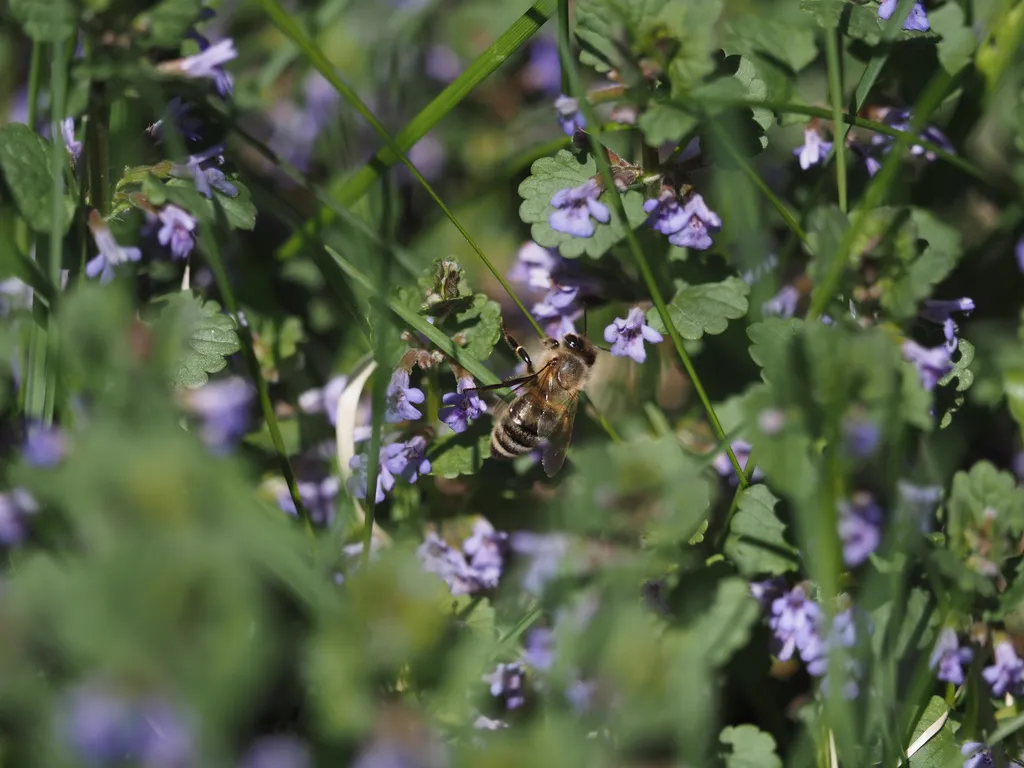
{"left": 468, "top": 325, "right": 598, "bottom": 477}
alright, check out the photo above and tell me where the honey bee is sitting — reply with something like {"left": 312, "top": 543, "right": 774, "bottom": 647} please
{"left": 468, "top": 325, "right": 598, "bottom": 477}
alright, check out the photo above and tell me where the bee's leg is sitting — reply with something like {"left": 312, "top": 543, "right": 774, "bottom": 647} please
{"left": 502, "top": 323, "right": 535, "bottom": 374}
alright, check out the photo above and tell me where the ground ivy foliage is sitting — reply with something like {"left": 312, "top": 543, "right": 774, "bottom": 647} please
{"left": 517, "top": 149, "right": 646, "bottom": 258}
{"left": 4, "top": 0, "right": 1024, "bottom": 765}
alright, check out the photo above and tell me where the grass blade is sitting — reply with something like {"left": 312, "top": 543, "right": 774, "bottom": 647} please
{"left": 275, "top": 0, "right": 556, "bottom": 261}
{"left": 824, "top": 29, "right": 848, "bottom": 213}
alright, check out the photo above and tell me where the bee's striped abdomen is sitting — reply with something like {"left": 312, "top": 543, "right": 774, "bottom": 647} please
{"left": 491, "top": 396, "right": 542, "bottom": 458}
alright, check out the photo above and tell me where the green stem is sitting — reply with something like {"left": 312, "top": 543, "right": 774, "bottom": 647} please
{"left": 556, "top": 18, "right": 748, "bottom": 486}
{"left": 85, "top": 80, "right": 110, "bottom": 215}
{"left": 557, "top": 0, "right": 571, "bottom": 96}
{"left": 259, "top": 0, "right": 545, "bottom": 338}
{"left": 274, "top": 0, "right": 556, "bottom": 261}
{"left": 807, "top": 70, "right": 954, "bottom": 319}
{"left": 43, "top": 37, "right": 69, "bottom": 425}
{"left": 824, "top": 29, "right": 847, "bottom": 213}
{"left": 200, "top": 208, "right": 316, "bottom": 549}
{"left": 26, "top": 44, "right": 43, "bottom": 129}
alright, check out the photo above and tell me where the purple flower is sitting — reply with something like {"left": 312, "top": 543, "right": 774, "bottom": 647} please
{"left": 155, "top": 205, "right": 196, "bottom": 259}
{"left": 509, "top": 532, "right": 568, "bottom": 594}
{"left": 667, "top": 193, "right": 722, "bottom": 251}
{"left": 961, "top": 742, "right": 994, "bottom": 768}
{"left": 843, "top": 417, "right": 880, "bottom": 458}
{"left": 171, "top": 144, "right": 238, "bottom": 199}
{"left": 510, "top": 241, "right": 559, "bottom": 291}
{"left": 922, "top": 297, "right": 975, "bottom": 351}
{"left": 484, "top": 662, "right": 527, "bottom": 710}
{"left": 603, "top": 306, "right": 663, "bottom": 364}
{"left": 1016, "top": 235, "right": 1024, "bottom": 273}
{"left": 750, "top": 577, "right": 786, "bottom": 609}
{"left": 183, "top": 376, "right": 253, "bottom": 452}
{"left": 147, "top": 97, "right": 203, "bottom": 144}
{"left": 712, "top": 440, "right": 764, "bottom": 484}
{"left": 983, "top": 641, "right": 1024, "bottom": 697}
{"left": 794, "top": 125, "right": 832, "bottom": 170}
{"left": 522, "top": 38, "right": 561, "bottom": 95}
{"left": 462, "top": 519, "right": 508, "bottom": 589}
{"left": 62, "top": 118, "right": 81, "bottom": 163}
{"left": 532, "top": 286, "right": 582, "bottom": 337}
{"left": 440, "top": 377, "right": 487, "bottom": 433}
{"left": 643, "top": 190, "right": 690, "bottom": 236}
{"left": 240, "top": 736, "right": 311, "bottom": 768}
{"left": 929, "top": 629, "right": 974, "bottom": 685}
{"left": 878, "top": 0, "right": 930, "bottom": 31}
{"left": 902, "top": 340, "right": 954, "bottom": 392}
{"left": 58, "top": 684, "right": 193, "bottom": 768}
{"left": 417, "top": 519, "right": 508, "bottom": 595}
{"left": 385, "top": 368, "right": 425, "bottom": 423}
{"left": 406, "top": 134, "right": 446, "bottom": 182}
{"left": 425, "top": 45, "right": 462, "bottom": 83}
{"left": 347, "top": 436, "right": 431, "bottom": 503}
{"left": 297, "top": 375, "right": 348, "bottom": 426}
{"left": 554, "top": 94, "right": 586, "bottom": 136}
{"left": 523, "top": 627, "right": 555, "bottom": 672}
{"left": 22, "top": 422, "right": 67, "bottom": 467}
{"left": 277, "top": 477, "right": 340, "bottom": 526}
{"left": 0, "top": 488, "right": 38, "bottom": 546}
{"left": 837, "top": 492, "right": 884, "bottom": 566}
{"left": 769, "top": 586, "right": 822, "bottom": 662}
{"left": 762, "top": 285, "right": 799, "bottom": 318}
{"left": 549, "top": 178, "right": 610, "bottom": 238}
{"left": 86, "top": 211, "right": 142, "bottom": 283}
{"left": 418, "top": 533, "right": 480, "bottom": 596}
{"left": 162, "top": 38, "right": 237, "bottom": 90}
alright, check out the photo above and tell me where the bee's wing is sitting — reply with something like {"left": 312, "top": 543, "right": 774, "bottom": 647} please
{"left": 537, "top": 393, "right": 579, "bottom": 477}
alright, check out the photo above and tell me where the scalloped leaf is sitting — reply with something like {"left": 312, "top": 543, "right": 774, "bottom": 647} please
{"left": 686, "top": 576, "right": 760, "bottom": 667}
{"left": 10, "top": 0, "right": 78, "bottom": 41}
{"left": 518, "top": 150, "right": 646, "bottom": 259}
{"left": 428, "top": 421, "right": 492, "bottom": 478}
{"left": 444, "top": 293, "right": 502, "bottom": 361}
{"left": 720, "top": 725, "right": 783, "bottom": 768}
{"left": 646, "top": 277, "right": 750, "bottom": 339}
{"left": 724, "top": 485, "right": 799, "bottom": 577}
{"left": 938, "top": 338, "right": 974, "bottom": 428}
{"left": 165, "top": 294, "right": 242, "bottom": 389}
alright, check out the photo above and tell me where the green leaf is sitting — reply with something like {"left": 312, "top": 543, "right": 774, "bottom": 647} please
{"left": 428, "top": 421, "right": 492, "bottom": 478}
{"left": 882, "top": 209, "right": 963, "bottom": 320}
{"left": 719, "top": 15, "right": 818, "bottom": 73}
{"left": 0, "top": 123, "right": 74, "bottom": 234}
{"left": 517, "top": 149, "right": 646, "bottom": 259}
{"left": 163, "top": 294, "right": 242, "bottom": 389}
{"left": 905, "top": 696, "right": 959, "bottom": 768}
{"left": 135, "top": 0, "right": 204, "bottom": 47}
{"left": 165, "top": 178, "right": 258, "bottom": 231}
{"left": 663, "top": 0, "right": 723, "bottom": 96}
{"left": 948, "top": 461, "right": 1024, "bottom": 548}
{"left": 870, "top": 588, "right": 932, "bottom": 659}
{"left": 574, "top": 0, "right": 673, "bottom": 74}
{"left": 800, "top": 0, "right": 931, "bottom": 44}
{"left": 724, "top": 485, "right": 799, "bottom": 577}
{"left": 441, "top": 293, "right": 502, "bottom": 361}
{"left": 930, "top": 2, "right": 978, "bottom": 75}
{"left": 10, "top": 0, "right": 78, "bottom": 41}
{"left": 747, "top": 318, "right": 804, "bottom": 385}
{"left": 732, "top": 57, "right": 772, "bottom": 150}
{"left": 250, "top": 315, "right": 304, "bottom": 383}
{"left": 1005, "top": 368, "right": 1024, "bottom": 444}
{"left": 938, "top": 338, "right": 974, "bottom": 429}
{"left": 645, "top": 277, "right": 750, "bottom": 340}
{"left": 683, "top": 577, "right": 760, "bottom": 667}
{"left": 638, "top": 102, "right": 699, "bottom": 148}
{"left": 720, "top": 724, "right": 783, "bottom": 768}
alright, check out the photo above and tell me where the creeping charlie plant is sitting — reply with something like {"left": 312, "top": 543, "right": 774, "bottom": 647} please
{"left": 2, "top": 0, "right": 1024, "bottom": 765}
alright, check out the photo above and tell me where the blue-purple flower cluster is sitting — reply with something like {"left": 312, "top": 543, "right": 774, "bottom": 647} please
{"left": 643, "top": 187, "right": 722, "bottom": 251}
{"left": 418, "top": 519, "right": 508, "bottom": 596}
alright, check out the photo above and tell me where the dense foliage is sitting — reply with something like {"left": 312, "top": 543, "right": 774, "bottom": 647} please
{"left": 1, "top": 0, "right": 1024, "bottom": 765}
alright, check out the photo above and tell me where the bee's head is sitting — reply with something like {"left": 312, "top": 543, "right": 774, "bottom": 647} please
{"left": 562, "top": 333, "right": 597, "bottom": 366}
